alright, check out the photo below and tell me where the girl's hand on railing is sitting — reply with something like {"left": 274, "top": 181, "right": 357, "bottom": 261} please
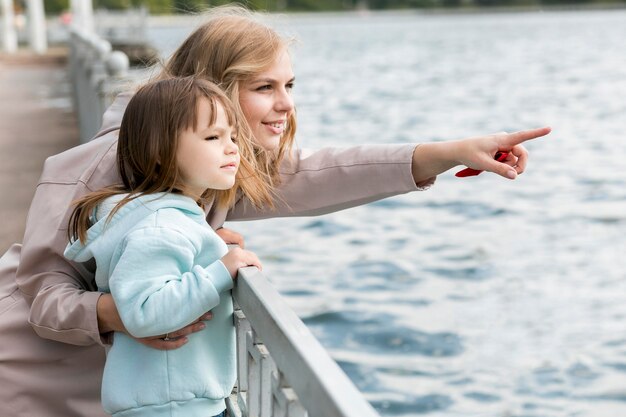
{"left": 216, "top": 226, "right": 245, "bottom": 248}
{"left": 221, "top": 247, "right": 263, "bottom": 279}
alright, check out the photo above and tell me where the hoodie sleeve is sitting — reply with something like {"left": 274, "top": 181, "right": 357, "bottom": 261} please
{"left": 109, "top": 226, "right": 233, "bottom": 338}
{"left": 226, "top": 144, "right": 436, "bottom": 221}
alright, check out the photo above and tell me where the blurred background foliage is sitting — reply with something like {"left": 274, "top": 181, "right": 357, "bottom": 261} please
{"left": 43, "top": 0, "right": 626, "bottom": 14}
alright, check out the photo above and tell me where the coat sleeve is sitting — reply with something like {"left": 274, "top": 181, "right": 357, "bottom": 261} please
{"left": 109, "top": 227, "right": 233, "bottom": 338}
{"left": 15, "top": 135, "right": 120, "bottom": 347}
{"left": 226, "top": 144, "right": 436, "bottom": 221}
{"left": 17, "top": 179, "right": 104, "bottom": 346}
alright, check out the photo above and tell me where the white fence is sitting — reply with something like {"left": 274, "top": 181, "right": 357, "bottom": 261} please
{"left": 68, "top": 26, "right": 130, "bottom": 143}
{"left": 229, "top": 267, "right": 381, "bottom": 417}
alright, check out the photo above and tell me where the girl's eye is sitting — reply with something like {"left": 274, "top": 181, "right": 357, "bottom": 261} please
{"left": 231, "top": 136, "right": 238, "bottom": 143}
{"left": 205, "top": 136, "right": 218, "bottom": 141}
{"left": 286, "top": 82, "right": 294, "bottom": 91}
{"left": 256, "top": 84, "right": 271, "bottom": 91}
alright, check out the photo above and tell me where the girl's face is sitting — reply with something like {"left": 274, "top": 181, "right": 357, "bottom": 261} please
{"left": 238, "top": 50, "right": 295, "bottom": 151}
{"left": 177, "top": 99, "right": 239, "bottom": 200}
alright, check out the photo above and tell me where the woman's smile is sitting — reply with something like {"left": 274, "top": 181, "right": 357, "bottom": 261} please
{"left": 263, "top": 120, "right": 287, "bottom": 135}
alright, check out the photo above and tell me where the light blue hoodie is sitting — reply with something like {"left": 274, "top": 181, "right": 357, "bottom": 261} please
{"left": 64, "top": 193, "right": 235, "bottom": 417}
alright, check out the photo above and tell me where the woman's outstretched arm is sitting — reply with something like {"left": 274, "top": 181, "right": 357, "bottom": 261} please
{"left": 224, "top": 127, "right": 550, "bottom": 222}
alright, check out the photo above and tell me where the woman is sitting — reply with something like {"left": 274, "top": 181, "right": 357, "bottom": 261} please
{"left": 0, "top": 6, "right": 550, "bottom": 416}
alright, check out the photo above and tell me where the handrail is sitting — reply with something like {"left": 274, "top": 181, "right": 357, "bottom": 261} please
{"left": 67, "top": 25, "right": 130, "bottom": 143}
{"left": 230, "top": 267, "right": 381, "bottom": 417}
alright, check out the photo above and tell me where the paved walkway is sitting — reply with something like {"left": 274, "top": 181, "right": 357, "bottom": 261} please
{"left": 0, "top": 48, "right": 79, "bottom": 253}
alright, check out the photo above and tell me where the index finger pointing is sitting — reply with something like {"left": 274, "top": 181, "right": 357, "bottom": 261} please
{"left": 503, "top": 126, "right": 552, "bottom": 147}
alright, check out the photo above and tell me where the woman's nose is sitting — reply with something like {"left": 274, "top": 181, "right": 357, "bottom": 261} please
{"left": 275, "top": 88, "right": 294, "bottom": 113}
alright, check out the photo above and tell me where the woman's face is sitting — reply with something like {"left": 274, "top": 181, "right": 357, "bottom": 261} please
{"left": 238, "top": 50, "right": 295, "bottom": 151}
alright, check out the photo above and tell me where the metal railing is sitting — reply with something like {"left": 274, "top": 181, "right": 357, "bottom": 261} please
{"left": 229, "top": 268, "right": 381, "bottom": 417}
{"left": 67, "top": 25, "right": 131, "bottom": 143}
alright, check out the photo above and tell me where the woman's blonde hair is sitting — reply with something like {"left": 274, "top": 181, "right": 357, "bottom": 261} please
{"left": 68, "top": 77, "right": 255, "bottom": 243}
{"left": 158, "top": 5, "right": 297, "bottom": 209}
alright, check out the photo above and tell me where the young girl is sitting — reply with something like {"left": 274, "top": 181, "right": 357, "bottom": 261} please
{"left": 64, "top": 77, "right": 261, "bottom": 417}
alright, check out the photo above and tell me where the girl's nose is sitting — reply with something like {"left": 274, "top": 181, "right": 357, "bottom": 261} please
{"left": 226, "top": 139, "right": 238, "bottom": 154}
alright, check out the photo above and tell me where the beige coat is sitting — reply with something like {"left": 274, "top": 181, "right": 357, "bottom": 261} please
{"left": 0, "top": 92, "right": 434, "bottom": 416}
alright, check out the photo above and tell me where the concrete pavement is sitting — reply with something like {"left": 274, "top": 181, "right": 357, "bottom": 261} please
{"left": 0, "top": 48, "right": 79, "bottom": 253}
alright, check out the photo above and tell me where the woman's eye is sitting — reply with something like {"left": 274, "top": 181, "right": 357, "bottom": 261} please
{"left": 286, "top": 82, "right": 294, "bottom": 91}
{"left": 256, "top": 85, "right": 271, "bottom": 91}
{"left": 231, "top": 136, "right": 238, "bottom": 143}
{"left": 205, "top": 136, "right": 218, "bottom": 141}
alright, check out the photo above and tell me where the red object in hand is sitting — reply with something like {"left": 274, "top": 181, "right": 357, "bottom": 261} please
{"left": 455, "top": 151, "right": 509, "bottom": 177}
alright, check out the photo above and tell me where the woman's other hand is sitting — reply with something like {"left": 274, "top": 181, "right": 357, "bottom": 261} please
{"left": 98, "top": 294, "right": 214, "bottom": 350}
{"left": 134, "top": 311, "right": 213, "bottom": 350}
{"left": 216, "top": 226, "right": 245, "bottom": 248}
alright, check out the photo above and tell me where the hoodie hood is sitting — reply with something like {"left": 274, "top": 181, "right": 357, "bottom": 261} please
{"left": 64, "top": 193, "right": 205, "bottom": 289}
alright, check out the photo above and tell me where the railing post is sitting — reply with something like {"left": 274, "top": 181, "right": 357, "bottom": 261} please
{"left": 246, "top": 330, "right": 276, "bottom": 417}
{"left": 234, "top": 309, "right": 251, "bottom": 416}
{"left": 1, "top": 0, "right": 17, "bottom": 53}
{"left": 272, "top": 385, "right": 306, "bottom": 417}
{"left": 26, "top": 0, "right": 47, "bottom": 54}
{"left": 88, "top": 38, "right": 111, "bottom": 139}
{"left": 71, "top": 0, "right": 94, "bottom": 33}
{"left": 68, "top": 26, "right": 130, "bottom": 143}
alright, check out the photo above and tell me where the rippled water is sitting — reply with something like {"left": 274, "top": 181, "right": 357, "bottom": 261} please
{"left": 148, "top": 9, "right": 626, "bottom": 416}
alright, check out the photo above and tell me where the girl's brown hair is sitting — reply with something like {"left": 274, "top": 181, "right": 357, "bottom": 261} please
{"left": 158, "top": 5, "right": 297, "bottom": 208}
{"left": 68, "top": 77, "right": 257, "bottom": 243}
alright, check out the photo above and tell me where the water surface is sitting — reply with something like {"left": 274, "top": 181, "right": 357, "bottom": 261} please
{"left": 149, "top": 10, "right": 626, "bottom": 416}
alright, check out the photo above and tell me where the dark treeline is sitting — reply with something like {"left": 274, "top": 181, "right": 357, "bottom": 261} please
{"left": 44, "top": 0, "right": 626, "bottom": 14}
